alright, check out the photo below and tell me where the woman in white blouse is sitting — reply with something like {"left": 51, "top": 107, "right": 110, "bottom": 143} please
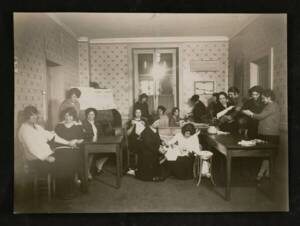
{"left": 82, "top": 108, "right": 108, "bottom": 180}
{"left": 165, "top": 123, "right": 202, "bottom": 180}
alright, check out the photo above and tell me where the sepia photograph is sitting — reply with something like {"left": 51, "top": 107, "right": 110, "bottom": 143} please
{"left": 13, "top": 13, "right": 288, "bottom": 213}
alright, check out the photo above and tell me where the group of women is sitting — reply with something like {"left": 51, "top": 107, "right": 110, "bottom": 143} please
{"left": 19, "top": 88, "right": 109, "bottom": 199}
{"left": 129, "top": 86, "right": 280, "bottom": 182}
{"left": 18, "top": 85, "right": 280, "bottom": 200}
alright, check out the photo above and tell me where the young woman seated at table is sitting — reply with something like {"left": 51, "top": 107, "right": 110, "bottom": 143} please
{"left": 169, "top": 107, "right": 181, "bottom": 127}
{"left": 54, "top": 107, "right": 85, "bottom": 199}
{"left": 126, "top": 108, "right": 146, "bottom": 169}
{"left": 242, "top": 89, "right": 280, "bottom": 181}
{"left": 82, "top": 108, "right": 108, "bottom": 180}
{"left": 129, "top": 117, "right": 164, "bottom": 182}
{"left": 157, "top": 105, "right": 169, "bottom": 128}
{"left": 213, "top": 92, "right": 237, "bottom": 133}
{"left": 164, "top": 123, "right": 202, "bottom": 180}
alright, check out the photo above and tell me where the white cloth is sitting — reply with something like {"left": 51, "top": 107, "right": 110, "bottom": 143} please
{"left": 166, "top": 132, "right": 201, "bottom": 159}
{"left": 18, "top": 123, "right": 55, "bottom": 161}
{"left": 89, "top": 120, "right": 98, "bottom": 142}
{"left": 132, "top": 119, "right": 145, "bottom": 136}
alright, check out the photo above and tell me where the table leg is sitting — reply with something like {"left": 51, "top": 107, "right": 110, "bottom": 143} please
{"left": 116, "top": 145, "right": 121, "bottom": 188}
{"left": 226, "top": 155, "right": 232, "bottom": 201}
{"left": 82, "top": 147, "right": 89, "bottom": 193}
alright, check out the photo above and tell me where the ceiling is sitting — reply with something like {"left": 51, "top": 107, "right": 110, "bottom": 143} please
{"left": 51, "top": 13, "right": 261, "bottom": 40}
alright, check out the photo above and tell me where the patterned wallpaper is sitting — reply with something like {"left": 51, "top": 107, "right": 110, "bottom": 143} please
{"left": 229, "top": 15, "right": 287, "bottom": 129}
{"left": 14, "top": 13, "right": 79, "bottom": 128}
{"left": 87, "top": 42, "right": 228, "bottom": 118}
{"left": 89, "top": 44, "right": 130, "bottom": 119}
{"left": 181, "top": 42, "right": 228, "bottom": 113}
{"left": 78, "top": 41, "right": 90, "bottom": 87}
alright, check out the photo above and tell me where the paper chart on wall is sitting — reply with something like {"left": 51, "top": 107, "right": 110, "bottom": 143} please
{"left": 75, "top": 87, "right": 116, "bottom": 110}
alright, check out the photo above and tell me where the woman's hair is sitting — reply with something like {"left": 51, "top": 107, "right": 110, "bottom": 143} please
{"left": 60, "top": 107, "right": 78, "bottom": 121}
{"left": 217, "top": 91, "right": 228, "bottom": 101}
{"left": 181, "top": 123, "right": 196, "bottom": 135}
{"left": 85, "top": 107, "right": 97, "bottom": 118}
{"left": 190, "top": 94, "right": 199, "bottom": 103}
{"left": 171, "top": 107, "right": 179, "bottom": 116}
{"left": 23, "top": 105, "right": 38, "bottom": 120}
{"left": 157, "top": 105, "right": 167, "bottom": 114}
{"left": 67, "top": 88, "right": 81, "bottom": 99}
{"left": 261, "top": 89, "right": 276, "bottom": 101}
{"left": 228, "top": 86, "right": 240, "bottom": 94}
{"left": 139, "top": 93, "right": 148, "bottom": 101}
{"left": 249, "top": 85, "right": 263, "bottom": 95}
{"left": 212, "top": 92, "right": 219, "bottom": 98}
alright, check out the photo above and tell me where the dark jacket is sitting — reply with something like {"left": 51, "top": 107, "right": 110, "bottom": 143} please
{"left": 82, "top": 120, "right": 102, "bottom": 142}
{"left": 192, "top": 101, "right": 207, "bottom": 123}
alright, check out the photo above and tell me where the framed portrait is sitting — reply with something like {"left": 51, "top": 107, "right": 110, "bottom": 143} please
{"left": 194, "top": 81, "right": 214, "bottom": 95}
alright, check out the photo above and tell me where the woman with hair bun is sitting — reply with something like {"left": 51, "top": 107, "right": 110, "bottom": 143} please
{"left": 59, "top": 87, "right": 82, "bottom": 120}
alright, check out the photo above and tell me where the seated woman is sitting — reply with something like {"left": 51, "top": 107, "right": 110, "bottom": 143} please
{"left": 213, "top": 92, "right": 236, "bottom": 133}
{"left": 165, "top": 123, "right": 202, "bottom": 180}
{"left": 18, "top": 105, "right": 77, "bottom": 174}
{"left": 54, "top": 107, "right": 85, "bottom": 199}
{"left": 126, "top": 108, "right": 146, "bottom": 169}
{"left": 134, "top": 117, "right": 164, "bottom": 182}
{"left": 82, "top": 108, "right": 108, "bottom": 180}
{"left": 157, "top": 105, "right": 169, "bottom": 128}
{"left": 169, "top": 107, "right": 181, "bottom": 127}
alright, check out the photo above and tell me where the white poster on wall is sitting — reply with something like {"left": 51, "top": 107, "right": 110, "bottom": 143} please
{"left": 75, "top": 87, "right": 116, "bottom": 110}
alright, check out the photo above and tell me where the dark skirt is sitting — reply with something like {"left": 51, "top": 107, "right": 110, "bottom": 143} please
{"left": 52, "top": 148, "right": 82, "bottom": 197}
{"left": 167, "top": 156, "right": 194, "bottom": 180}
{"left": 135, "top": 152, "right": 160, "bottom": 181}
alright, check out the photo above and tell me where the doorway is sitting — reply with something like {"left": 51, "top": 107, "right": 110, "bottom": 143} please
{"left": 46, "top": 60, "right": 65, "bottom": 130}
{"left": 133, "top": 48, "right": 178, "bottom": 115}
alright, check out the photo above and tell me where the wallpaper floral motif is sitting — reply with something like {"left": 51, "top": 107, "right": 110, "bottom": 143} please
{"left": 14, "top": 13, "right": 79, "bottom": 128}
{"left": 181, "top": 42, "right": 228, "bottom": 113}
{"left": 78, "top": 42, "right": 90, "bottom": 87}
{"left": 89, "top": 44, "right": 130, "bottom": 119}
{"left": 87, "top": 42, "right": 228, "bottom": 118}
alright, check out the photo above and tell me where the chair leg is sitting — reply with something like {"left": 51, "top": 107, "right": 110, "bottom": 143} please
{"left": 33, "top": 173, "right": 38, "bottom": 202}
{"left": 193, "top": 157, "right": 198, "bottom": 179}
{"left": 47, "top": 174, "right": 52, "bottom": 202}
{"left": 197, "top": 159, "right": 203, "bottom": 186}
{"left": 52, "top": 177, "right": 56, "bottom": 199}
{"left": 210, "top": 158, "right": 216, "bottom": 186}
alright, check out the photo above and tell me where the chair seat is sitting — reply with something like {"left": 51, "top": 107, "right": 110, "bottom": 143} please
{"left": 197, "top": 150, "right": 213, "bottom": 160}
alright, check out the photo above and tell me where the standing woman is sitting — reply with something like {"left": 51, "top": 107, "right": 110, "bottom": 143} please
{"left": 54, "top": 107, "right": 85, "bottom": 199}
{"left": 59, "top": 88, "right": 81, "bottom": 121}
{"left": 82, "top": 108, "right": 108, "bottom": 180}
{"left": 157, "top": 105, "right": 169, "bottom": 128}
{"left": 242, "top": 89, "right": 280, "bottom": 180}
{"left": 169, "top": 107, "right": 180, "bottom": 127}
{"left": 133, "top": 93, "right": 150, "bottom": 120}
{"left": 135, "top": 117, "right": 164, "bottom": 181}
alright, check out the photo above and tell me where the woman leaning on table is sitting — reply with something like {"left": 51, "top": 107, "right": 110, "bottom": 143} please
{"left": 242, "top": 89, "right": 280, "bottom": 181}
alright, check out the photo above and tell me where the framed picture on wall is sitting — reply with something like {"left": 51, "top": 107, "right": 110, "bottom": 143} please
{"left": 194, "top": 81, "right": 214, "bottom": 95}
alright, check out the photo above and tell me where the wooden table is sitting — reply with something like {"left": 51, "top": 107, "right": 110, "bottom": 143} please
{"left": 206, "top": 134, "right": 277, "bottom": 201}
{"left": 82, "top": 135, "right": 124, "bottom": 192}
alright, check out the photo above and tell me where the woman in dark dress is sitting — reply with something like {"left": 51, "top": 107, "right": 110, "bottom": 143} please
{"left": 239, "top": 85, "right": 265, "bottom": 139}
{"left": 54, "top": 107, "right": 84, "bottom": 199}
{"left": 188, "top": 95, "right": 208, "bottom": 123}
{"left": 213, "top": 92, "right": 236, "bottom": 133}
{"left": 135, "top": 117, "right": 164, "bottom": 182}
{"left": 169, "top": 107, "right": 181, "bottom": 127}
{"left": 126, "top": 108, "right": 146, "bottom": 170}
